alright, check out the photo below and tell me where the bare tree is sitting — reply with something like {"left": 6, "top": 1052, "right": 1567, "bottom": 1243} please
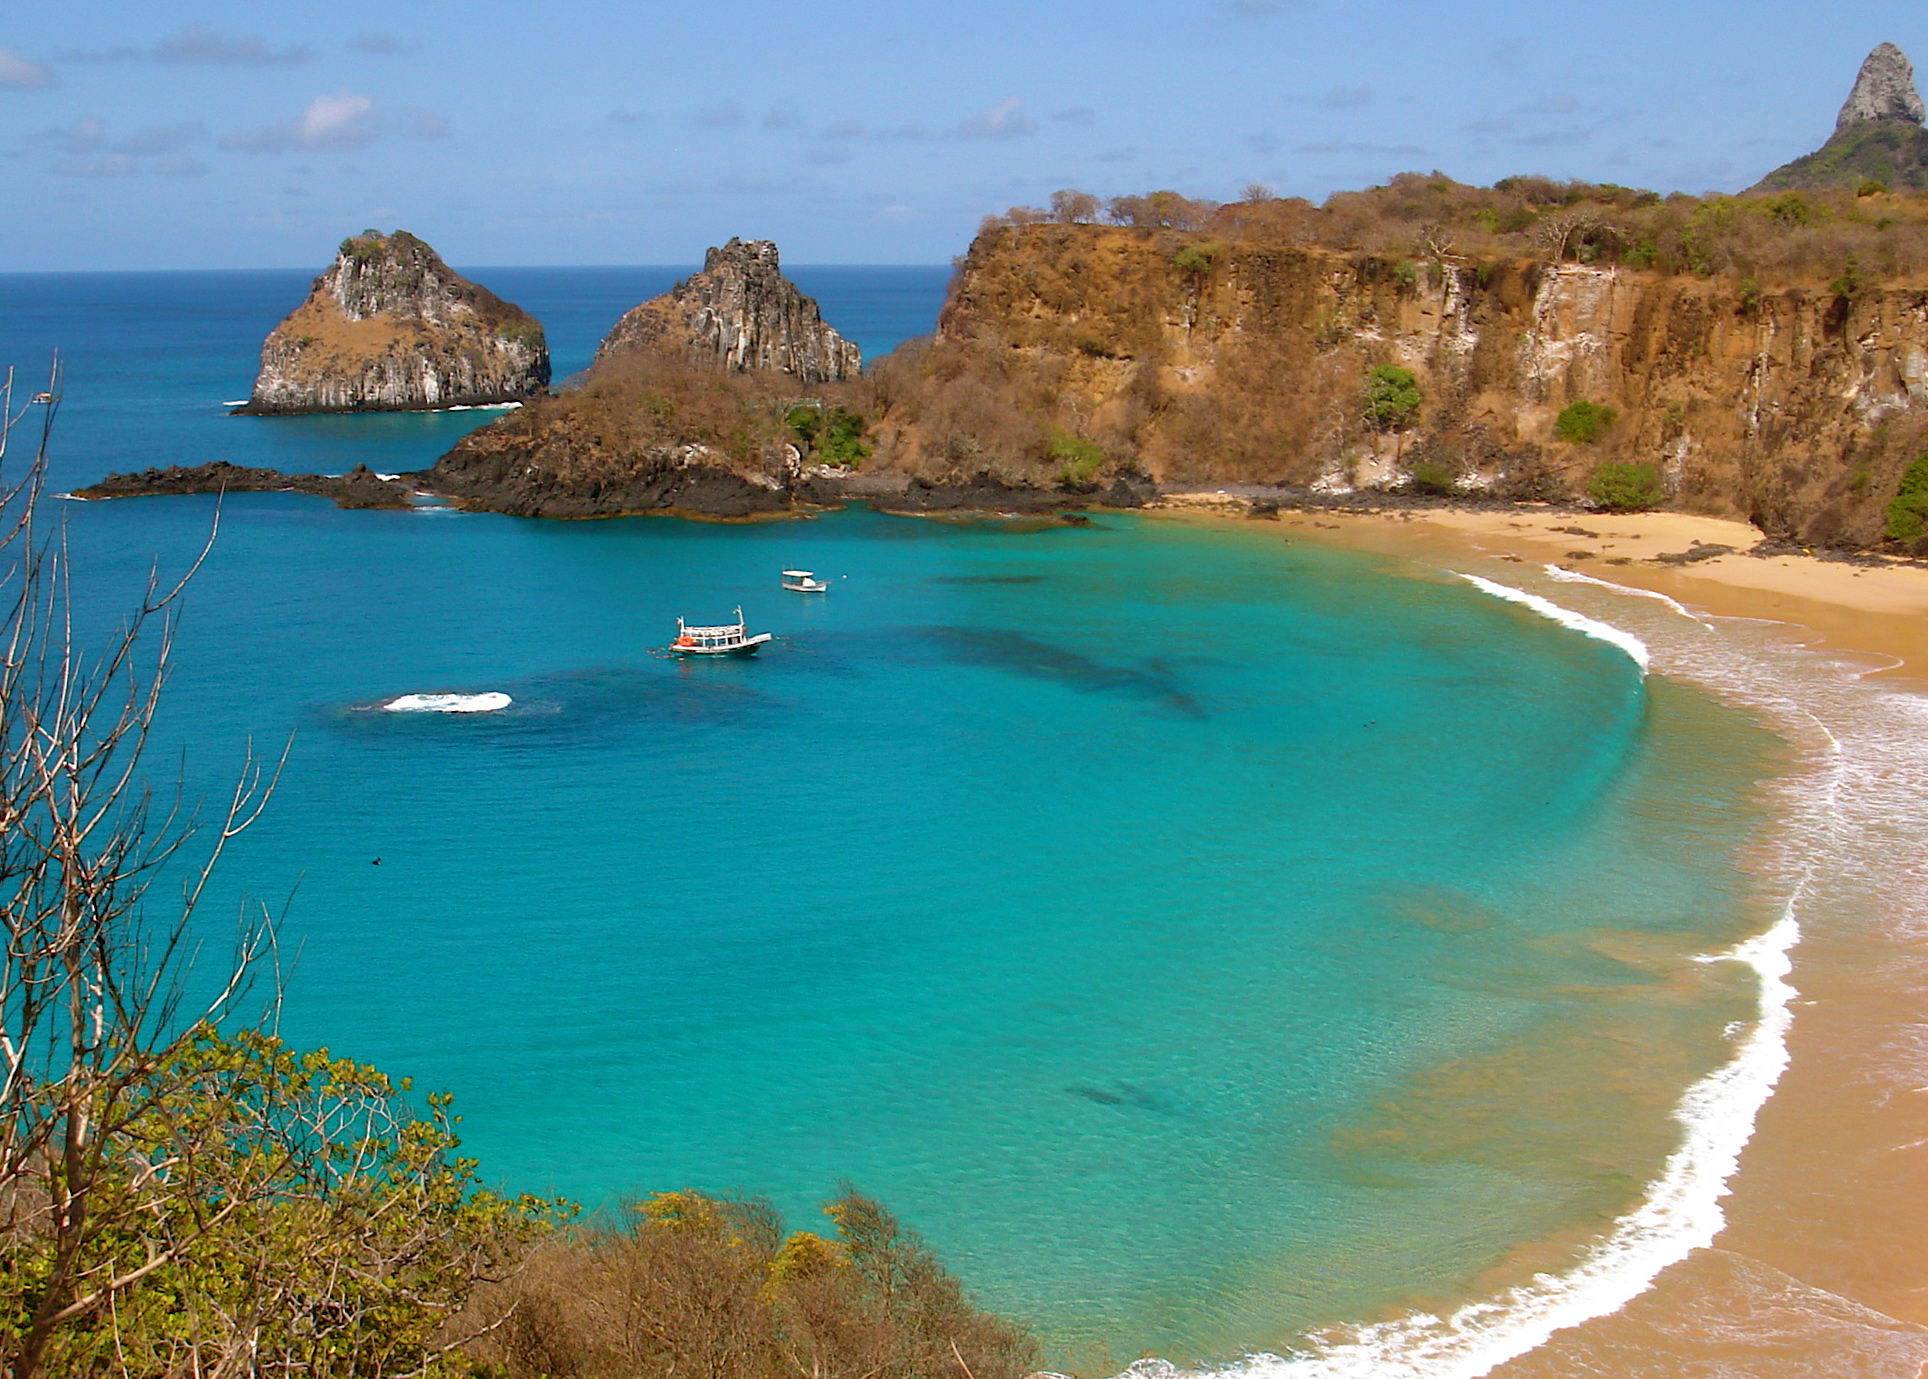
{"left": 0, "top": 361, "right": 283, "bottom": 1377}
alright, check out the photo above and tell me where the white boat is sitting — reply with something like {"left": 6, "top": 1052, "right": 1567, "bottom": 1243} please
{"left": 669, "top": 608, "right": 772, "bottom": 657}
{"left": 781, "top": 568, "right": 829, "bottom": 593}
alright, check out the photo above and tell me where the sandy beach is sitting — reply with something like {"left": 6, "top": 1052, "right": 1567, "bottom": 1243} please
{"left": 1154, "top": 493, "right": 1928, "bottom": 683}
{"left": 1156, "top": 492, "right": 1928, "bottom": 1376}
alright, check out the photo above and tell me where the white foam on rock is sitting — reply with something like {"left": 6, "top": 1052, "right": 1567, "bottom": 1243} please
{"left": 382, "top": 691, "right": 512, "bottom": 713}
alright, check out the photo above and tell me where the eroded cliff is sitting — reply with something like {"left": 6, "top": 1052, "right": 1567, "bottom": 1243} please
{"left": 238, "top": 231, "right": 549, "bottom": 414}
{"left": 870, "top": 221, "right": 1928, "bottom": 548}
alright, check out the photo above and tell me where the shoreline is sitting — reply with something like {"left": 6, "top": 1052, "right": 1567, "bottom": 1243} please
{"left": 1150, "top": 493, "right": 1928, "bottom": 683}
{"left": 1154, "top": 496, "right": 1928, "bottom": 1376}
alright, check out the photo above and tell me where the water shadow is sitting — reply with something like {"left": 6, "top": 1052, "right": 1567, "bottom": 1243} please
{"left": 913, "top": 626, "right": 1207, "bottom": 718}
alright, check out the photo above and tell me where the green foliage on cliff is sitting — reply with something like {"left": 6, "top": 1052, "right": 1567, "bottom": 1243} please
{"left": 1171, "top": 241, "right": 1221, "bottom": 275}
{"left": 1587, "top": 461, "right": 1664, "bottom": 511}
{"left": 1047, "top": 429, "right": 1105, "bottom": 486}
{"left": 789, "top": 404, "right": 871, "bottom": 468}
{"left": 1883, "top": 452, "right": 1928, "bottom": 540}
{"left": 1363, "top": 364, "right": 1421, "bottom": 431}
{"left": 1555, "top": 399, "right": 1617, "bottom": 444}
{"left": 1754, "top": 120, "right": 1928, "bottom": 194}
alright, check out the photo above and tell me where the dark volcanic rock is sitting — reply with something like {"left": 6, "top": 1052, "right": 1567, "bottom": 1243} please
{"left": 75, "top": 462, "right": 413, "bottom": 509}
{"left": 237, "top": 231, "right": 549, "bottom": 414}
{"left": 595, "top": 239, "right": 860, "bottom": 385}
{"left": 425, "top": 420, "right": 792, "bottom": 520}
{"left": 873, "top": 472, "right": 1152, "bottom": 514}
{"left": 1754, "top": 43, "right": 1928, "bottom": 191}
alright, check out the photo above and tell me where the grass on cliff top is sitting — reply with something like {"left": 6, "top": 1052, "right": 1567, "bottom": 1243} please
{"left": 985, "top": 174, "right": 1928, "bottom": 287}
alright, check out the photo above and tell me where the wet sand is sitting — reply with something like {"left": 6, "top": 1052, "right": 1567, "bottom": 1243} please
{"left": 1154, "top": 496, "right": 1928, "bottom": 1377}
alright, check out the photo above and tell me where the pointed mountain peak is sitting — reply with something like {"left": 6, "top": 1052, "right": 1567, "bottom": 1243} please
{"left": 1836, "top": 42, "right": 1926, "bottom": 134}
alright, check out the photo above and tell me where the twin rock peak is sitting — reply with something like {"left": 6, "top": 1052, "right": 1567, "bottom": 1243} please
{"left": 239, "top": 234, "right": 856, "bottom": 415}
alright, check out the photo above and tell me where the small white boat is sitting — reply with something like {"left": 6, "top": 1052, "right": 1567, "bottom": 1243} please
{"left": 669, "top": 608, "right": 772, "bottom": 657}
{"left": 781, "top": 569, "right": 829, "bottom": 593}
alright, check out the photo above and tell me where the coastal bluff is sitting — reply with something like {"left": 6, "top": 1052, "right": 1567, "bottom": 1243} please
{"left": 595, "top": 238, "right": 860, "bottom": 385}
{"left": 235, "top": 231, "right": 550, "bottom": 415}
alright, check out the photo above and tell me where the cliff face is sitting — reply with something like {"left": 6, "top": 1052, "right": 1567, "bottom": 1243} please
{"left": 1755, "top": 43, "right": 1928, "bottom": 192}
{"left": 874, "top": 223, "right": 1928, "bottom": 547}
{"left": 595, "top": 239, "right": 860, "bottom": 385}
{"left": 238, "top": 232, "right": 550, "bottom": 414}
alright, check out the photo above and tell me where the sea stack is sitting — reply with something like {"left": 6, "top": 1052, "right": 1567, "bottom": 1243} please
{"left": 236, "top": 231, "right": 550, "bottom": 414}
{"left": 1753, "top": 42, "right": 1928, "bottom": 191}
{"left": 594, "top": 238, "right": 859, "bottom": 384}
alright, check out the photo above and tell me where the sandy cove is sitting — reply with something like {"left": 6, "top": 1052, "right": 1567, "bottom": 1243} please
{"left": 1151, "top": 492, "right": 1928, "bottom": 682}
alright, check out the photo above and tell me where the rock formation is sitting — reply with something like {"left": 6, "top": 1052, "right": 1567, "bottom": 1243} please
{"left": 236, "top": 231, "right": 549, "bottom": 414}
{"left": 76, "top": 461, "right": 412, "bottom": 509}
{"left": 594, "top": 238, "right": 860, "bottom": 384}
{"left": 1754, "top": 43, "right": 1928, "bottom": 191}
{"left": 1836, "top": 42, "right": 1926, "bottom": 133}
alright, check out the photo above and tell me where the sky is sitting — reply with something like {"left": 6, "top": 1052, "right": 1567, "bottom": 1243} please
{"left": 2, "top": 0, "right": 1925, "bottom": 270}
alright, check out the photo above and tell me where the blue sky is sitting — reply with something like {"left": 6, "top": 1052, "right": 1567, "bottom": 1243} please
{"left": 2, "top": 1, "right": 1923, "bottom": 270}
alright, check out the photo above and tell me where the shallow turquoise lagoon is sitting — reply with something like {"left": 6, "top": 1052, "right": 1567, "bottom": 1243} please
{"left": 53, "top": 495, "right": 1775, "bottom": 1363}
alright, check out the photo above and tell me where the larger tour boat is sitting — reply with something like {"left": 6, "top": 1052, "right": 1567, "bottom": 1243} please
{"left": 669, "top": 609, "right": 772, "bottom": 657}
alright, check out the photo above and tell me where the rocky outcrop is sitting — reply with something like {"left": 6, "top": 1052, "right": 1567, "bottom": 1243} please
{"left": 1836, "top": 43, "right": 1926, "bottom": 132}
{"left": 869, "top": 220, "right": 1928, "bottom": 549}
{"left": 1754, "top": 43, "right": 1928, "bottom": 191}
{"left": 594, "top": 239, "right": 860, "bottom": 384}
{"left": 76, "top": 461, "right": 413, "bottom": 508}
{"left": 236, "top": 232, "right": 549, "bottom": 414}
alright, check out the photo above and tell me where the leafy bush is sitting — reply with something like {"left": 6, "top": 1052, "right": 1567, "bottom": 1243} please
{"left": 1830, "top": 254, "right": 1863, "bottom": 298}
{"left": 789, "top": 404, "right": 871, "bottom": 468}
{"left": 1587, "top": 461, "right": 1664, "bottom": 511}
{"left": 1363, "top": 364, "right": 1421, "bottom": 431}
{"left": 1047, "top": 430, "right": 1105, "bottom": 486}
{"left": 1554, "top": 399, "right": 1616, "bottom": 444}
{"left": 1408, "top": 459, "right": 1458, "bottom": 494}
{"left": 1171, "top": 241, "right": 1221, "bottom": 275}
{"left": 1883, "top": 452, "right": 1928, "bottom": 541}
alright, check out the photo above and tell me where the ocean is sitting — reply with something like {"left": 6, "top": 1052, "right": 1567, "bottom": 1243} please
{"left": 1, "top": 264, "right": 1916, "bottom": 1375}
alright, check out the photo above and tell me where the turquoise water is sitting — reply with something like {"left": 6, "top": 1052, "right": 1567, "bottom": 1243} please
{"left": 0, "top": 271, "right": 1779, "bottom": 1365}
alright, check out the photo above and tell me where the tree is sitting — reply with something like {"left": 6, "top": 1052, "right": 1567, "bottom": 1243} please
{"left": 0, "top": 365, "right": 558, "bottom": 1375}
{"left": 1048, "top": 189, "right": 1099, "bottom": 224}
{"left": 1363, "top": 364, "right": 1422, "bottom": 431}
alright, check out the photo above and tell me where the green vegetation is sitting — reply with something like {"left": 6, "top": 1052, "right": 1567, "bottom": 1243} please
{"left": 788, "top": 403, "right": 872, "bottom": 468}
{"left": 1830, "top": 254, "right": 1863, "bottom": 298}
{"left": 1363, "top": 364, "right": 1421, "bottom": 431}
{"left": 497, "top": 317, "right": 546, "bottom": 350}
{"left": 1408, "top": 459, "right": 1458, "bottom": 495}
{"left": 470, "top": 1189, "right": 1039, "bottom": 1379}
{"left": 1047, "top": 429, "right": 1105, "bottom": 486}
{"left": 1554, "top": 399, "right": 1617, "bottom": 445}
{"left": 1171, "top": 241, "right": 1221, "bottom": 275}
{"left": 1883, "top": 452, "right": 1928, "bottom": 541}
{"left": 1587, "top": 461, "right": 1664, "bottom": 511}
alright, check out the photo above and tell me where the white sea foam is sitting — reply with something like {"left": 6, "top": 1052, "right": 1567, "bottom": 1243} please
{"left": 1458, "top": 573, "right": 1651, "bottom": 672}
{"left": 383, "top": 691, "right": 512, "bottom": 714}
{"left": 443, "top": 401, "right": 522, "bottom": 412}
{"left": 1153, "top": 566, "right": 1928, "bottom": 1378}
{"left": 223, "top": 399, "right": 249, "bottom": 407}
{"left": 1542, "top": 564, "right": 1713, "bottom": 626}
{"left": 375, "top": 472, "right": 401, "bottom": 481}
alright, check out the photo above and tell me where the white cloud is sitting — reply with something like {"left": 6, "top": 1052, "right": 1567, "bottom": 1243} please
{"left": 960, "top": 97, "right": 1036, "bottom": 139}
{"left": 65, "top": 25, "right": 311, "bottom": 67}
{"left": 222, "top": 93, "right": 446, "bottom": 153}
{"left": 0, "top": 45, "right": 55, "bottom": 90}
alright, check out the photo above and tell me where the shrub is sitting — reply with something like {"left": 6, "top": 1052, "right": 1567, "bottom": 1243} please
{"left": 789, "top": 404, "right": 871, "bottom": 468}
{"left": 1858, "top": 177, "right": 1890, "bottom": 197}
{"left": 1047, "top": 430, "right": 1105, "bottom": 487}
{"left": 1555, "top": 399, "right": 1617, "bottom": 444}
{"left": 1171, "top": 241, "right": 1221, "bottom": 275}
{"left": 1363, "top": 364, "right": 1421, "bottom": 431}
{"left": 1883, "top": 452, "right": 1928, "bottom": 541}
{"left": 1588, "top": 461, "right": 1664, "bottom": 511}
{"left": 1409, "top": 459, "right": 1458, "bottom": 494}
{"left": 1830, "top": 255, "right": 1862, "bottom": 298}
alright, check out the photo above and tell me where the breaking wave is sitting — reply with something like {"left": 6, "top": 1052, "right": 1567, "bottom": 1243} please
{"left": 1458, "top": 573, "right": 1651, "bottom": 672}
{"left": 382, "top": 691, "right": 513, "bottom": 714}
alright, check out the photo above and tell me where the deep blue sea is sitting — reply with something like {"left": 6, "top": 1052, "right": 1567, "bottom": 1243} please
{"left": 0, "top": 266, "right": 1789, "bottom": 1368}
